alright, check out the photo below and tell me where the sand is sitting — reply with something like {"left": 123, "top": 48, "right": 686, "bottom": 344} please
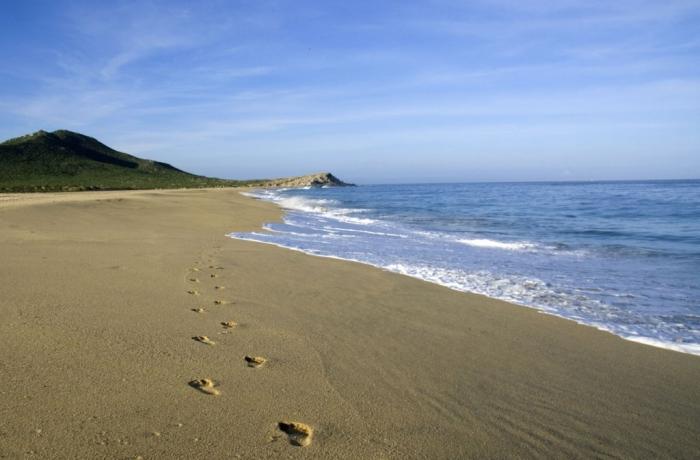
{"left": 0, "top": 188, "right": 698, "bottom": 459}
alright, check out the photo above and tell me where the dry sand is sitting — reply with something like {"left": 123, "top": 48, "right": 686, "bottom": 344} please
{"left": 0, "top": 188, "right": 698, "bottom": 459}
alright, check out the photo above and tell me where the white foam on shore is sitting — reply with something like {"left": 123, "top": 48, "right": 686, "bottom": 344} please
{"left": 457, "top": 238, "right": 537, "bottom": 251}
{"left": 416, "top": 231, "right": 541, "bottom": 252}
{"left": 622, "top": 336, "right": 700, "bottom": 355}
{"left": 322, "top": 225, "right": 408, "bottom": 238}
{"left": 253, "top": 191, "right": 378, "bottom": 226}
{"left": 277, "top": 196, "right": 338, "bottom": 213}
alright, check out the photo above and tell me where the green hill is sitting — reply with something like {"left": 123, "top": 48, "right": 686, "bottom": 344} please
{"left": 0, "top": 130, "right": 258, "bottom": 192}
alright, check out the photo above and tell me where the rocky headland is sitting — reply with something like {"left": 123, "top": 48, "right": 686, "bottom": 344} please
{"left": 260, "top": 172, "right": 354, "bottom": 188}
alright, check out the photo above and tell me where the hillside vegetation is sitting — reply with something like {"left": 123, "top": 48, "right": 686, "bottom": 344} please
{"left": 0, "top": 130, "right": 261, "bottom": 192}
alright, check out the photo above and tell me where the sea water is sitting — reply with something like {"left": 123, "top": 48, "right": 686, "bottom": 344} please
{"left": 229, "top": 180, "right": 700, "bottom": 355}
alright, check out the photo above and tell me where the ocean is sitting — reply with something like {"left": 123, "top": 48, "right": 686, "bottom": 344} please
{"left": 229, "top": 180, "right": 700, "bottom": 355}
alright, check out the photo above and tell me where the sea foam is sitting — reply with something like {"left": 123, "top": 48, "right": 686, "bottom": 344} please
{"left": 457, "top": 238, "right": 537, "bottom": 251}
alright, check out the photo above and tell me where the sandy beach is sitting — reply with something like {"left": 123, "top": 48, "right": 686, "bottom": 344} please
{"left": 0, "top": 188, "right": 698, "bottom": 459}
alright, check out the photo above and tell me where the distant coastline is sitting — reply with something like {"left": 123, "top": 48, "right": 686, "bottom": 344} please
{"left": 0, "top": 129, "right": 352, "bottom": 192}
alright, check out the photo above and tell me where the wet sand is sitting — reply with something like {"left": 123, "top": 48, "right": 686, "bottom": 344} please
{"left": 0, "top": 188, "right": 698, "bottom": 459}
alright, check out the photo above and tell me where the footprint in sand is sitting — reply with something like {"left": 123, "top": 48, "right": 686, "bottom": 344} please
{"left": 214, "top": 286, "right": 225, "bottom": 290}
{"left": 189, "top": 378, "right": 220, "bottom": 396}
{"left": 189, "top": 278, "right": 200, "bottom": 283}
{"left": 210, "top": 274, "right": 218, "bottom": 278}
{"left": 191, "top": 308, "right": 205, "bottom": 313}
{"left": 213, "top": 300, "right": 227, "bottom": 305}
{"left": 221, "top": 320, "right": 237, "bottom": 329}
{"left": 278, "top": 422, "right": 313, "bottom": 447}
{"left": 187, "top": 290, "right": 199, "bottom": 296}
{"left": 245, "top": 356, "right": 266, "bottom": 368}
{"left": 192, "top": 336, "right": 216, "bottom": 346}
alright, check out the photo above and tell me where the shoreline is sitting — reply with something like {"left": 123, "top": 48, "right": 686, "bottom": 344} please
{"left": 232, "top": 231, "right": 700, "bottom": 356}
{"left": 1, "top": 188, "right": 699, "bottom": 458}
{"left": 233, "top": 190, "right": 700, "bottom": 357}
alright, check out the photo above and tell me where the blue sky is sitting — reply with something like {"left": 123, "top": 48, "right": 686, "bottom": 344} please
{"left": 1, "top": 0, "right": 699, "bottom": 183}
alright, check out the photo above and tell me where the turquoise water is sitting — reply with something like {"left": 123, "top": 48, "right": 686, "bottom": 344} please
{"left": 230, "top": 180, "right": 700, "bottom": 355}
